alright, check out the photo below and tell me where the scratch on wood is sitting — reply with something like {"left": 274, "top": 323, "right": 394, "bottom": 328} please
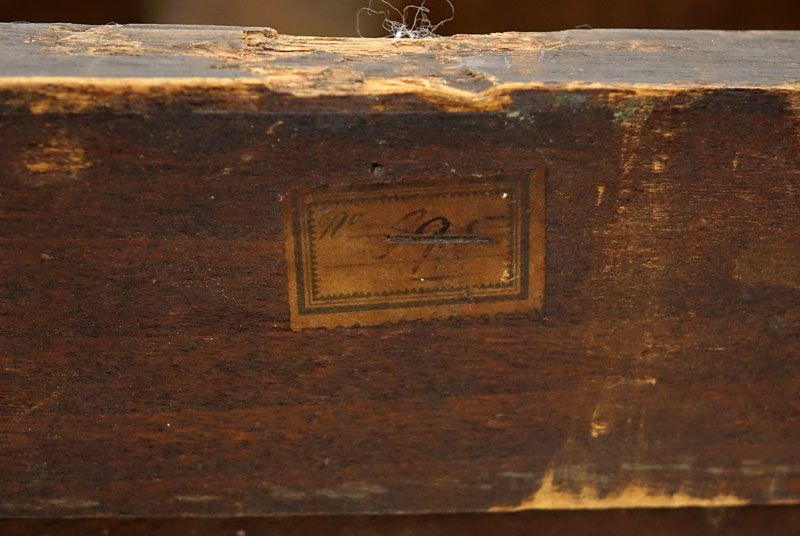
{"left": 270, "top": 487, "right": 307, "bottom": 500}
{"left": 315, "top": 482, "right": 388, "bottom": 500}
{"left": 22, "top": 130, "right": 91, "bottom": 181}
{"left": 590, "top": 404, "right": 612, "bottom": 438}
{"left": 499, "top": 471, "right": 538, "bottom": 480}
{"left": 174, "top": 495, "right": 219, "bottom": 503}
{"left": 266, "top": 119, "right": 284, "bottom": 135}
{"left": 768, "top": 466, "right": 791, "bottom": 502}
{"left": 611, "top": 96, "right": 655, "bottom": 176}
{"left": 622, "top": 462, "right": 692, "bottom": 472}
{"left": 23, "top": 387, "right": 64, "bottom": 414}
{"left": 490, "top": 468, "right": 749, "bottom": 511}
{"left": 45, "top": 498, "right": 100, "bottom": 508}
{"left": 633, "top": 377, "right": 657, "bottom": 386}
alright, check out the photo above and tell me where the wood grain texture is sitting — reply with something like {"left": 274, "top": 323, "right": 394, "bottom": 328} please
{"left": 0, "top": 24, "right": 798, "bottom": 518}
{"left": 3, "top": 506, "right": 800, "bottom": 536}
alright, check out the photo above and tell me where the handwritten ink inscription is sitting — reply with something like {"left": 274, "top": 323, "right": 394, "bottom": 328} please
{"left": 282, "top": 171, "right": 545, "bottom": 330}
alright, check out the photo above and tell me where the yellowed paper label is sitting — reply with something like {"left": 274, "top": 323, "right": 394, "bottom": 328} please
{"left": 281, "top": 169, "right": 545, "bottom": 330}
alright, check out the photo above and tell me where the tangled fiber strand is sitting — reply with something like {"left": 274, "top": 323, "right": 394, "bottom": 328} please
{"left": 357, "top": 0, "right": 455, "bottom": 39}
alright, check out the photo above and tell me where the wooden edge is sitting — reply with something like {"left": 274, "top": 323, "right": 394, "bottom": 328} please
{"left": 2, "top": 506, "right": 799, "bottom": 536}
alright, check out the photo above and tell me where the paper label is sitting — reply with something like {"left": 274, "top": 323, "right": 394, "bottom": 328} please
{"left": 281, "top": 169, "right": 545, "bottom": 330}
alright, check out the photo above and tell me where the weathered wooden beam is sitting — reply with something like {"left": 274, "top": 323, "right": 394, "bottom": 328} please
{"left": 0, "top": 23, "right": 798, "bottom": 518}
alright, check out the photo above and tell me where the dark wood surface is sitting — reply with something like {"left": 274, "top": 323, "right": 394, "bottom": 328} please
{"left": 0, "top": 24, "right": 798, "bottom": 518}
{"left": 3, "top": 506, "right": 800, "bottom": 536}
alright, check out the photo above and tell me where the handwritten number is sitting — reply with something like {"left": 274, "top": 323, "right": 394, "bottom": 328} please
{"left": 409, "top": 217, "right": 451, "bottom": 273}
{"left": 414, "top": 216, "right": 451, "bottom": 237}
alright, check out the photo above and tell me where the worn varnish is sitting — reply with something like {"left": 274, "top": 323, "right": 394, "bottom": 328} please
{"left": 0, "top": 24, "right": 798, "bottom": 518}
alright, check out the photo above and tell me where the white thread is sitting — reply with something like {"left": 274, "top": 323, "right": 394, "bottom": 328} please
{"left": 357, "top": 0, "right": 455, "bottom": 40}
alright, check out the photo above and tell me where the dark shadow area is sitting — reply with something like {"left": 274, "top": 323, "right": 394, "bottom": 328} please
{"left": 3, "top": 0, "right": 800, "bottom": 35}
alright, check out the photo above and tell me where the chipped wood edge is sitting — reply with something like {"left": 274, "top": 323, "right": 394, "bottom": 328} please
{"left": 2, "top": 76, "right": 800, "bottom": 115}
{"left": 490, "top": 468, "right": 800, "bottom": 511}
